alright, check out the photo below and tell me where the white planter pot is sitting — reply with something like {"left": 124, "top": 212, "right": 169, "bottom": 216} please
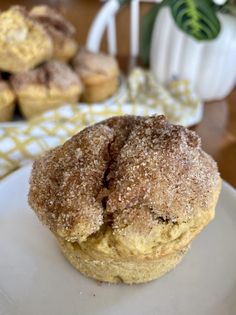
{"left": 150, "top": 8, "right": 236, "bottom": 101}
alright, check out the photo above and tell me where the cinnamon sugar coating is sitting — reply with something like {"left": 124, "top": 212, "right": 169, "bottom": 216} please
{"left": 72, "top": 48, "right": 119, "bottom": 80}
{"left": 29, "top": 115, "right": 220, "bottom": 242}
{"left": 30, "top": 5, "right": 78, "bottom": 62}
{"left": 30, "top": 5, "right": 75, "bottom": 38}
{"left": 11, "top": 60, "right": 81, "bottom": 90}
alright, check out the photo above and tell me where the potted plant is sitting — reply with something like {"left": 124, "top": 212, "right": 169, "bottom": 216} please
{"left": 122, "top": 0, "right": 236, "bottom": 100}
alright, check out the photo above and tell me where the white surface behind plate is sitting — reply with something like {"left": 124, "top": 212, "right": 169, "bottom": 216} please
{"left": 0, "top": 165, "right": 236, "bottom": 315}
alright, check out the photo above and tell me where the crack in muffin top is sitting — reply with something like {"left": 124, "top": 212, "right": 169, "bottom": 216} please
{"left": 28, "top": 115, "right": 220, "bottom": 242}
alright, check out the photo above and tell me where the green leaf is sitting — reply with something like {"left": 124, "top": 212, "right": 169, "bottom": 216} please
{"left": 118, "top": 0, "right": 131, "bottom": 6}
{"left": 139, "top": 3, "right": 162, "bottom": 65}
{"left": 170, "top": 0, "right": 221, "bottom": 40}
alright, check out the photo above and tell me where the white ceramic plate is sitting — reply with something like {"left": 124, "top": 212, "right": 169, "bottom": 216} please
{"left": 0, "top": 165, "right": 236, "bottom": 315}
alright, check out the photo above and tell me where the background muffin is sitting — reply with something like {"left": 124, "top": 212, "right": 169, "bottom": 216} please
{"left": 29, "top": 115, "right": 221, "bottom": 284}
{"left": 0, "top": 6, "right": 53, "bottom": 73}
{"left": 30, "top": 5, "right": 78, "bottom": 62}
{"left": 11, "top": 60, "right": 82, "bottom": 119}
{"left": 72, "top": 48, "right": 120, "bottom": 102}
{"left": 0, "top": 79, "right": 15, "bottom": 122}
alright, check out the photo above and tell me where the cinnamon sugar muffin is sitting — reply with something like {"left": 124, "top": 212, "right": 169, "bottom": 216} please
{"left": 11, "top": 60, "right": 82, "bottom": 119}
{"left": 72, "top": 49, "right": 119, "bottom": 102}
{"left": 30, "top": 5, "right": 78, "bottom": 62}
{"left": 28, "top": 115, "right": 221, "bottom": 284}
{"left": 0, "top": 80, "right": 15, "bottom": 122}
{"left": 0, "top": 6, "right": 53, "bottom": 73}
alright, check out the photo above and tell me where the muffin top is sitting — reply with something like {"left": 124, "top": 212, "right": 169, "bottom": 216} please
{"left": 0, "top": 6, "right": 49, "bottom": 43}
{"left": 72, "top": 48, "right": 119, "bottom": 84}
{"left": 30, "top": 5, "right": 78, "bottom": 61}
{"left": 0, "top": 6, "right": 53, "bottom": 72}
{"left": 11, "top": 60, "right": 82, "bottom": 90}
{"left": 30, "top": 5, "right": 75, "bottom": 38}
{"left": 29, "top": 115, "right": 220, "bottom": 243}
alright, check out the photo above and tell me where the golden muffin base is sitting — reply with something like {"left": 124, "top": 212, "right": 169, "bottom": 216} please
{"left": 56, "top": 193, "right": 219, "bottom": 284}
{"left": 17, "top": 86, "right": 81, "bottom": 119}
{"left": 0, "top": 101, "right": 15, "bottom": 121}
{"left": 0, "top": 88, "right": 15, "bottom": 122}
{"left": 57, "top": 236, "right": 188, "bottom": 284}
{"left": 52, "top": 37, "right": 78, "bottom": 62}
{"left": 81, "top": 75, "right": 119, "bottom": 103}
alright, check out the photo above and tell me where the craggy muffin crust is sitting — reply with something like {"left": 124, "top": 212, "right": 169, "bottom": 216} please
{"left": 29, "top": 115, "right": 220, "bottom": 242}
{"left": 0, "top": 6, "right": 53, "bottom": 73}
{"left": 11, "top": 60, "right": 82, "bottom": 118}
{"left": 29, "top": 115, "right": 221, "bottom": 283}
{"left": 30, "top": 5, "right": 77, "bottom": 62}
{"left": 11, "top": 60, "right": 81, "bottom": 90}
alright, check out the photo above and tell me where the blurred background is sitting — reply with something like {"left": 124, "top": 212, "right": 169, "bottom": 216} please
{"left": 0, "top": 0, "right": 236, "bottom": 187}
{"left": 0, "top": 0, "right": 152, "bottom": 57}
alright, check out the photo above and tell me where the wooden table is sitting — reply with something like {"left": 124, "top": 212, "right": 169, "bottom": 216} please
{"left": 118, "top": 56, "right": 236, "bottom": 188}
{"left": 195, "top": 90, "right": 236, "bottom": 188}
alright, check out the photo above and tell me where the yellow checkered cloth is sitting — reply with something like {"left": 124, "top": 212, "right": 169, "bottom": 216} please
{"left": 0, "top": 68, "right": 203, "bottom": 179}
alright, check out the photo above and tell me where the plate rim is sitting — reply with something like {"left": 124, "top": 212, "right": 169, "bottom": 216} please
{"left": 1, "top": 164, "right": 236, "bottom": 315}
